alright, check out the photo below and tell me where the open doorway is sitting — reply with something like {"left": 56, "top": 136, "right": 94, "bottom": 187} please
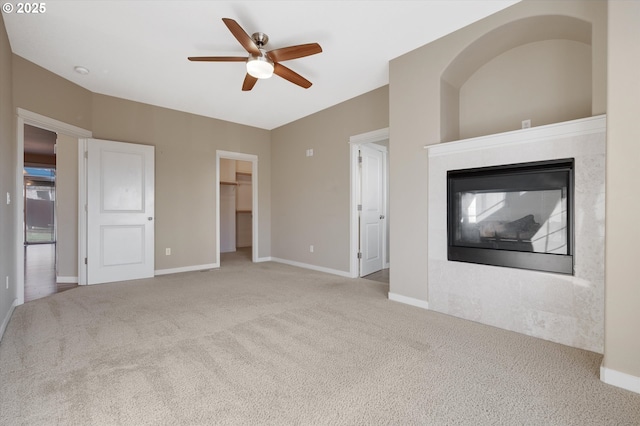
{"left": 349, "top": 128, "right": 390, "bottom": 281}
{"left": 15, "top": 109, "right": 92, "bottom": 306}
{"left": 216, "top": 151, "right": 258, "bottom": 267}
{"left": 23, "top": 125, "right": 58, "bottom": 301}
{"left": 219, "top": 158, "right": 253, "bottom": 265}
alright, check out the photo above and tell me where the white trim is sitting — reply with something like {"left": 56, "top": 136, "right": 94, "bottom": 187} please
{"left": 77, "top": 139, "right": 88, "bottom": 285}
{"left": 56, "top": 276, "right": 78, "bottom": 284}
{"left": 216, "top": 150, "right": 259, "bottom": 163}
{"left": 365, "top": 142, "right": 388, "bottom": 153}
{"left": 348, "top": 128, "right": 390, "bottom": 279}
{"left": 270, "top": 257, "right": 352, "bottom": 278}
{"left": 216, "top": 151, "right": 259, "bottom": 266}
{"left": 388, "top": 292, "right": 429, "bottom": 310}
{"left": 16, "top": 109, "right": 92, "bottom": 302}
{"left": 255, "top": 257, "right": 273, "bottom": 263}
{"left": 0, "top": 298, "right": 18, "bottom": 342}
{"left": 349, "top": 141, "right": 360, "bottom": 278}
{"left": 600, "top": 365, "right": 640, "bottom": 395}
{"left": 426, "top": 115, "right": 607, "bottom": 157}
{"left": 349, "top": 128, "right": 390, "bottom": 145}
{"left": 155, "top": 263, "right": 219, "bottom": 276}
{"left": 15, "top": 120, "right": 25, "bottom": 304}
{"left": 17, "top": 108, "right": 92, "bottom": 138}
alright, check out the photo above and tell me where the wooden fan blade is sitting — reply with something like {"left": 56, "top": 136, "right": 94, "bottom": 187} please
{"left": 268, "top": 43, "right": 322, "bottom": 62}
{"left": 222, "top": 18, "right": 260, "bottom": 55}
{"left": 273, "top": 63, "right": 312, "bottom": 89}
{"left": 188, "top": 56, "right": 247, "bottom": 62}
{"left": 242, "top": 74, "right": 258, "bottom": 91}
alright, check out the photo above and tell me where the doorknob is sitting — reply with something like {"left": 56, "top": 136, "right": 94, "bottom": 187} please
{"left": 380, "top": 215, "right": 385, "bottom": 219}
{"left": 148, "top": 217, "right": 153, "bottom": 221}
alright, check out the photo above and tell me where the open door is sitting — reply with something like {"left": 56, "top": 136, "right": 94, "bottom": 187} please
{"left": 359, "top": 145, "right": 385, "bottom": 276}
{"left": 85, "top": 139, "right": 155, "bottom": 285}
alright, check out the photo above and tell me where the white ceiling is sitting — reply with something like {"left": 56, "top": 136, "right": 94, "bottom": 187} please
{"left": 3, "top": 1, "right": 519, "bottom": 130}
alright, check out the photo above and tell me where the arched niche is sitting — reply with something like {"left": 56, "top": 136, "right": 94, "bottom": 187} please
{"left": 440, "top": 15, "right": 593, "bottom": 142}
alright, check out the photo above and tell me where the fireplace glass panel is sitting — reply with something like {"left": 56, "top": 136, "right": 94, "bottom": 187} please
{"left": 447, "top": 159, "right": 574, "bottom": 275}
{"left": 456, "top": 188, "right": 567, "bottom": 254}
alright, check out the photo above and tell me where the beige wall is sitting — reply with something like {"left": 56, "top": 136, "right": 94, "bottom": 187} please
{"left": 389, "top": 0, "right": 606, "bottom": 301}
{"left": 12, "top": 55, "right": 93, "bottom": 131}
{"left": 459, "top": 39, "right": 592, "bottom": 139}
{"left": 0, "top": 13, "right": 16, "bottom": 334}
{"left": 11, "top": 56, "right": 91, "bottom": 284}
{"left": 604, "top": 0, "right": 640, "bottom": 378}
{"left": 55, "top": 133, "right": 78, "bottom": 279}
{"left": 271, "top": 86, "right": 389, "bottom": 273}
{"left": 91, "top": 94, "right": 271, "bottom": 270}
{"left": 9, "top": 55, "right": 271, "bottom": 279}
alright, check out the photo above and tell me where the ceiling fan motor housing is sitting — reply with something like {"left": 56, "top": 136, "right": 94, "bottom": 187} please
{"left": 252, "top": 32, "right": 269, "bottom": 47}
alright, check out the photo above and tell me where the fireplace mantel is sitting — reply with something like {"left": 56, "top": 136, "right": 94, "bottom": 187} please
{"left": 426, "top": 115, "right": 606, "bottom": 156}
{"left": 427, "top": 115, "right": 606, "bottom": 353}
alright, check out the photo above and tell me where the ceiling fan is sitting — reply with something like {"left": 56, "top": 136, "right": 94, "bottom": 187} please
{"left": 188, "top": 18, "right": 322, "bottom": 91}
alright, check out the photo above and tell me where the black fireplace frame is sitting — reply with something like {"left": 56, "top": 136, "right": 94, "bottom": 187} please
{"left": 447, "top": 158, "right": 574, "bottom": 275}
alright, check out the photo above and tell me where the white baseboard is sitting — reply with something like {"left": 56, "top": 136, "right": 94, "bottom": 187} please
{"left": 601, "top": 365, "right": 640, "bottom": 394}
{"left": 255, "top": 257, "right": 273, "bottom": 263}
{"left": 155, "top": 263, "right": 219, "bottom": 276}
{"left": 270, "top": 257, "right": 352, "bottom": 278}
{"left": 0, "top": 298, "right": 18, "bottom": 342}
{"left": 56, "top": 276, "right": 78, "bottom": 284}
{"left": 388, "top": 292, "right": 429, "bottom": 310}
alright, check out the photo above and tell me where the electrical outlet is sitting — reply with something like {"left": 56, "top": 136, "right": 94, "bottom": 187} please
{"left": 522, "top": 119, "right": 531, "bottom": 129}
{"left": 6, "top": 192, "right": 10, "bottom": 205}
{"left": 309, "top": 245, "right": 314, "bottom": 253}
{"left": 165, "top": 248, "right": 171, "bottom": 256}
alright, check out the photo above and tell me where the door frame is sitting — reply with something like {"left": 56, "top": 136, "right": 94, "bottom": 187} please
{"left": 215, "top": 150, "right": 259, "bottom": 265}
{"left": 348, "top": 128, "right": 389, "bottom": 278}
{"left": 15, "top": 109, "right": 92, "bottom": 302}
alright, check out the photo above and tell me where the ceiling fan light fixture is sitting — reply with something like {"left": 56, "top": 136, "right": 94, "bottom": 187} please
{"left": 246, "top": 54, "right": 274, "bottom": 79}
{"left": 188, "top": 18, "right": 321, "bottom": 90}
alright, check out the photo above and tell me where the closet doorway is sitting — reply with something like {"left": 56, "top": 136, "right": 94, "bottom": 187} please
{"left": 216, "top": 151, "right": 258, "bottom": 266}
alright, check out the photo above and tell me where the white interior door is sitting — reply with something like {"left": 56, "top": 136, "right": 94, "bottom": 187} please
{"left": 359, "top": 145, "right": 384, "bottom": 276}
{"left": 87, "top": 139, "right": 155, "bottom": 285}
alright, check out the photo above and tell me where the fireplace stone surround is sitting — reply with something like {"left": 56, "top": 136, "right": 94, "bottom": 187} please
{"left": 427, "top": 116, "right": 605, "bottom": 353}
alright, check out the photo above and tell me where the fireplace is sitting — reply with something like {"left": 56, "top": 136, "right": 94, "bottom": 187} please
{"left": 428, "top": 116, "right": 605, "bottom": 352}
{"left": 447, "top": 159, "right": 574, "bottom": 275}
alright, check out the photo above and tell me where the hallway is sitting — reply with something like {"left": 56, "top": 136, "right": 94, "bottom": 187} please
{"left": 24, "top": 244, "right": 76, "bottom": 302}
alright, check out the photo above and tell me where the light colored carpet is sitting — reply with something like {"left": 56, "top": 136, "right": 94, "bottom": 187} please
{"left": 1, "top": 256, "right": 639, "bottom": 425}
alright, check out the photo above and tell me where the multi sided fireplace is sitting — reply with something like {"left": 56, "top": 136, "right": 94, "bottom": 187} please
{"left": 447, "top": 158, "right": 574, "bottom": 275}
